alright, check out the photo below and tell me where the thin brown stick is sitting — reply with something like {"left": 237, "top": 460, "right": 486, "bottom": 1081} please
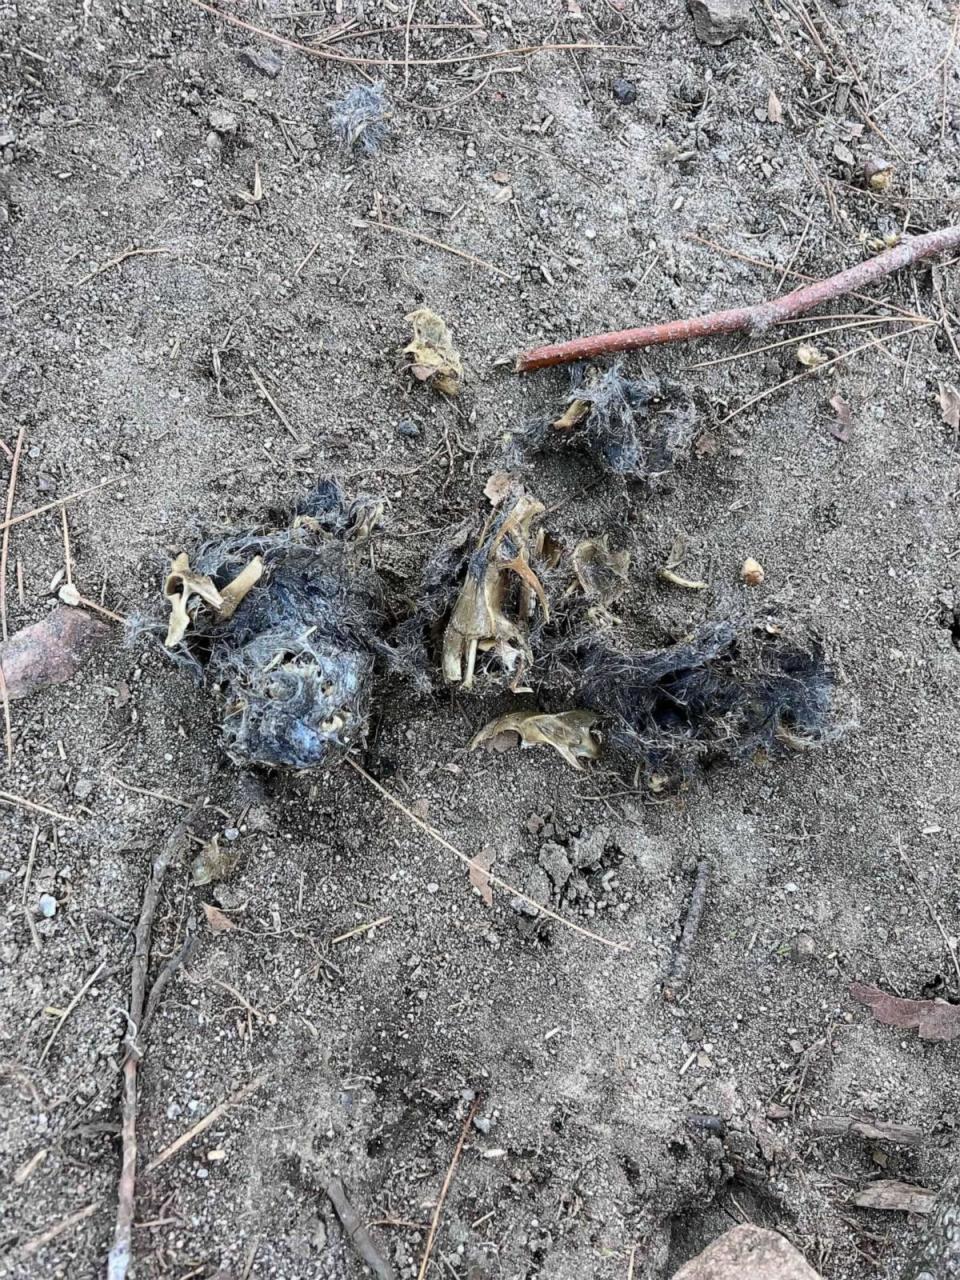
{"left": 515, "top": 225, "right": 960, "bottom": 371}
{"left": 143, "top": 1073, "right": 268, "bottom": 1175}
{"left": 363, "top": 218, "right": 517, "bottom": 281}
{"left": 38, "top": 959, "right": 108, "bottom": 1066}
{"left": 897, "top": 835, "right": 960, "bottom": 990}
{"left": 663, "top": 860, "right": 711, "bottom": 1002}
{"left": 417, "top": 1098, "right": 479, "bottom": 1280}
{"left": 0, "top": 476, "right": 120, "bottom": 536}
{"left": 249, "top": 367, "right": 300, "bottom": 442}
{"left": 18, "top": 1200, "right": 101, "bottom": 1259}
{"left": 810, "top": 1114, "right": 923, "bottom": 1145}
{"left": 185, "top": 0, "right": 598, "bottom": 68}
{"left": 0, "top": 663, "right": 13, "bottom": 767}
{"left": 73, "top": 247, "right": 170, "bottom": 290}
{"left": 0, "top": 790, "right": 76, "bottom": 823}
{"left": 324, "top": 1179, "right": 397, "bottom": 1280}
{"left": 108, "top": 813, "right": 197, "bottom": 1280}
{"left": 1, "top": 426, "right": 26, "bottom": 641}
{"left": 346, "top": 758, "right": 629, "bottom": 952}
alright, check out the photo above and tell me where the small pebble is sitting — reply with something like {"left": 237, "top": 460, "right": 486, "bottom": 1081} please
{"left": 612, "top": 77, "right": 637, "bottom": 105}
{"left": 38, "top": 893, "right": 57, "bottom": 918}
{"left": 426, "top": 882, "right": 439, "bottom": 894}
{"left": 224, "top": 827, "right": 240, "bottom": 841}
{"left": 473, "top": 1115, "right": 492, "bottom": 1134}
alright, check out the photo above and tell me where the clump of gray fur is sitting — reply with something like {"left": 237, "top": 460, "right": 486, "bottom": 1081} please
{"left": 330, "top": 81, "right": 389, "bottom": 154}
{"left": 147, "top": 482, "right": 401, "bottom": 772}
{"left": 520, "top": 364, "right": 696, "bottom": 478}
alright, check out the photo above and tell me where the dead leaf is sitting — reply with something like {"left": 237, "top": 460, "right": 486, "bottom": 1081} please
{"left": 833, "top": 140, "right": 855, "bottom": 166}
{"left": 828, "top": 392, "right": 853, "bottom": 442}
{"left": 490, "top": 185, "right": 513, "bottom": 204}
{"left": 469, "top": 845, "right": 495, "bottom": 906}
{"left": 850, "top": 981, "right": 960, "bottom": 1041}
{"left": 483, "top": 471, "right": 514, "bottom": 507}
{"left": 471, "top": 709, "right": 601, "bottom": 771}
{"left": 203, "top": 902, "right": 235, "bottom": 933}
{"left": 797, "top": 342, "right": 827, "bottom": 369}
{"left": 401, "top": 308, "right": 463, "bottom": 397}
{"left": 938, "top": 382, "right": 960, "bottom": 434}
{"left": 694, "top": 432, "right": 718, "bottom": 457}
{"left": 767, "top": 90, "right": 783, "bottom": 124}
{"left": 852, "top": 1180, "right": 935, "bottom": 1214}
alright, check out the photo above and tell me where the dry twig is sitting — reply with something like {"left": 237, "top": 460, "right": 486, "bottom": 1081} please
{"left": 417, "top": 1097, "right": 479, "bottom": 1280}
{"left": 516, "top": 226, "right": 960, "bottom": 370}
{"left": 363, "top": 219, "right": 517, "bottom": 281}
{"left": 663, "top": 860, "right": 711, "bottom": 1002}
{"left": 108, "top": 813, "right": 197, "bottom": 1280}
{"left": 0, "top": 476, "right": 120, "bottom": 537}
{"left": 324, "top": 1178, "right": 397, "bottom": 1280}
{"left": 38, "top": 960, "right": 108, "bottom": 1067}
{"left": 73, "top": 247, "right": 170, "bottom": 289}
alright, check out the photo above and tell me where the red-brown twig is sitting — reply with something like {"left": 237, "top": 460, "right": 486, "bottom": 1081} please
{"left": 516, "top": 225, "right": 960, "bottom": 372}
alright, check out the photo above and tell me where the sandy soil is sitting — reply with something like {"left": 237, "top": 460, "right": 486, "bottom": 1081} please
{"left": 2, "top": 1, "right": 960, "bottom": 1277}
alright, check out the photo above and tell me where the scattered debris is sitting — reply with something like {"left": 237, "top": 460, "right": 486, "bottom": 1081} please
{"left": 208, "top": 106, "right": 238, "bottom": 135}
{"left": 323, "top": 1178, "right": 396, "bottom": 1280}
{"left": 516, "top": 224, "right": 960, "bottom": 371}
{"left": 402, "top": 308, "right": 463, "bottom": 396}
{"left": 670, "top": 1224, "right": 821, "bottom": 1279}
{"left": 828, "top": 393, "right": 853, "bottom": 442}
{"left": 850, "top": 981, "right": 960, "bottom": 1041}
{"left": 241, "top": 45, "right": 283, "bottom": 77}
{"left": 483, "top": 470, "right": 514, "bottom": 507}
{"left": 149, "top": 481, "right": 399, "bottom": 770}
{"left": 863, "top": 156, "right": 894, "bottom": 192}
{"left": 810, "top": 1115, "right": 923, "bottom": 1145}
{"left": 571, "top": 537, "right": 630, "bottom": 607}
{"left": 416, "top": 1099, "right": 479, "bottom": 1280}
{"left": 853, "top": 1180, "right": 936, "bottom": 1214}
{"left": 522, "top": 364, "right": 696, "bottom": 478}
{"left": 741, "top": 557, "right": 765, "bottom": 587}
{"left": 767, "top": 90, "right": 783, "bottom": 124}
{"left": 471, "top": 709, "right": 601, "bottom": 770}
{"left": 663, "top": 859, "right": 711, "bottom": 1001}
{"left": 0, "top": 605, "right": 111, "bottom": 700}
{"left": 687, "top": 0, "right": 750, "bottom": 46}
{"left": 440, "top": 488, "right": 548, "bottom": 689}
{"left": 468, "top": 845, "right": 495, "bottom": 906}
{"left": 797, "top": 342, "right": 828, "bottom": 369}
{"left": 191, "top": 834, "right": 238, "bottom": 887}
{"left": 330, "top": 81, "right": 389, "bottom": 154}
{"left": 903, "top": 1167, "right": 960, "bottom": 1277}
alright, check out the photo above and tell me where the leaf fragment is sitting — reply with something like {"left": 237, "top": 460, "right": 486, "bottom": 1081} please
{"left": 203, "top": 902, "right": 236, "bottom": 933}
{"left": 828, "top": 392, "right": 853, "bottom": 442}
{"left": 470, "top": 709, "right": 601, "bottom": 771}
{"left": 483, "top": 471, "right": 514, "bottom": 507}
{"left": 401, "top": 308, "right": 463, "bottom": 397}
{"left": 469, "top": 845, "right": 495, "bottom": 906}
{"left": 797, "top": 342, "right": 827, "bottom": 369}
{"left": 850, "top": 981, "right": 960, "bottom": 1041}
{"left": 572, "top": 537, "right": 630, "bottom": 606}
{"left": 767, "top": 90, "right": 783, "bottom": 124}
{"left": 191, "top": 834, "right": 238, "bottom": 887}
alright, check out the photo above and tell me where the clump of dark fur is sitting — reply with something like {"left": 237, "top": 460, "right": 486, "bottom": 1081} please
{"left": 329, "top": 82, "right": 389, "bottom": 155}
{"left": 152, "top": 481, "right": 398, "bottom": 771}
{"left": 549, "top": 620, "right": 834, "bottom": 785}
{"left": 520, "top": 364, "right": 696, "bottom": 478}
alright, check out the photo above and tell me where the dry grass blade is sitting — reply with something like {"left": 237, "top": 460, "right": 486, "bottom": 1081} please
{"left": 18, "top": 1201, "right": 101, "bottom": 1260}
{"left": 0, "top": 476, "right": 121, "bottom": 536}
{"left": 73, "top": 246, "right": 170, "bottom": 289}
{"left": 38, "top": 960, "right": 107, "bottom": 1066}
{"left": 0, "top": 790, "right": 77, "bottom": 822}
{"left": 184, "top": 0, "right": 598, "bottom": 69}
{"left": 1, "top": 426, "right": 26, "bottom": 642}
{"left": 718, "top": 324, "right": 932, "bottom": 426}
{"left": 346, "top": 758, "right": 630, "bottom": 952}
{"left": 364, "top": 219, "right": 517, "bottom": 281}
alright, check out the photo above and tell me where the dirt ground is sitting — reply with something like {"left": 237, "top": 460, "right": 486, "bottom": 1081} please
{"left": 2, "top": 1, "right": 960, "bottom": 1277}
